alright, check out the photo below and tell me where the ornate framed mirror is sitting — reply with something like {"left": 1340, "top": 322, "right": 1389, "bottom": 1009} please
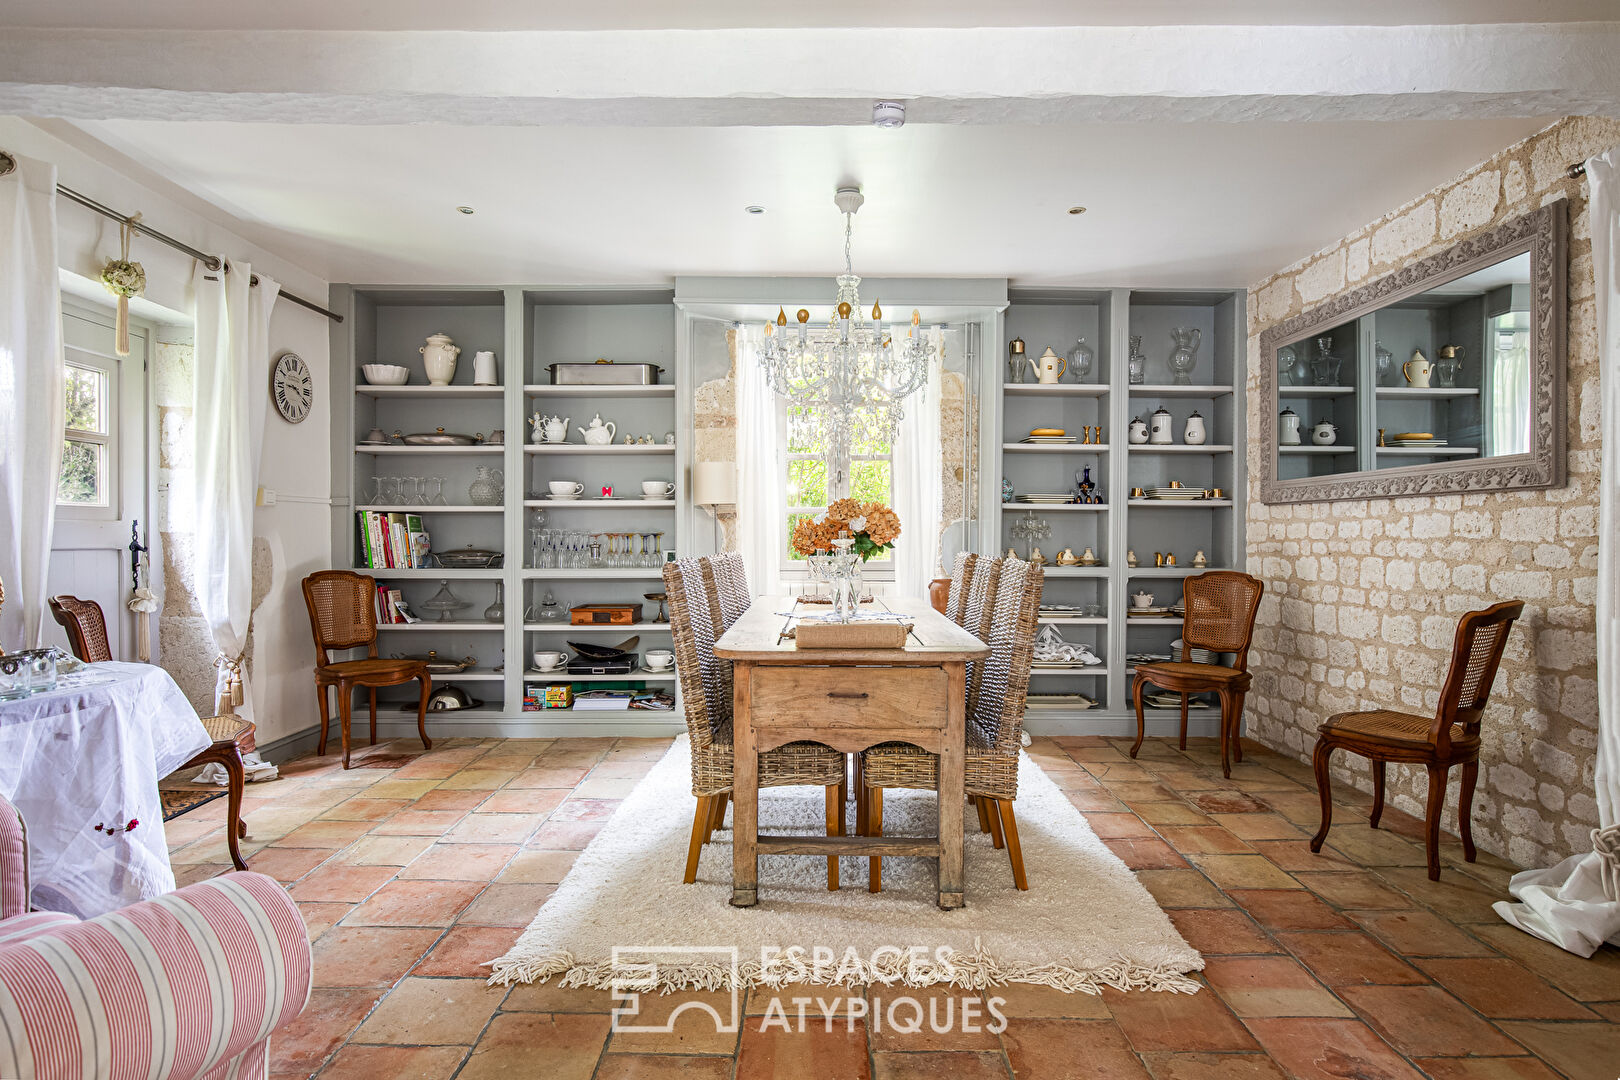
{"left": 1258, "top": 201, "right": 1567, "bottom": 504}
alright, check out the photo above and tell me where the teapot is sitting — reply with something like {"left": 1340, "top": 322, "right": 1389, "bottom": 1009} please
{"left": 1026, "top": 347, "right": 1067, "bottom": 384}
{"left": 420, "top": 332, "right": 460, "bottom": 386}
{"left": 1312, "top": 418, "right": 1338, "bottom": 446}
{"left": 1131, "top": 590, "right": 1155, "bottom": 609}
{"left": 1055, "top": 547, "right": 1079, "bottom": 566}
{"left": 578, "top": 414, "right": 617, "bottom": 445}
{"left": 1404, "top": 349, "right": 1432, "bottom": 388}
{"left": 530, "top": 414, "right": 571, "bottom": 444}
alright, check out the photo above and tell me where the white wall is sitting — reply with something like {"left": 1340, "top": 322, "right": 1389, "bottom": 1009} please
{"left": 2, "top": 117, "right": 334, "bottom": 748}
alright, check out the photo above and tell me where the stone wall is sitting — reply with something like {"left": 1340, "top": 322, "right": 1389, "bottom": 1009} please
{"left": 1244, "top": 116, "right": 1620, "bottom": 869}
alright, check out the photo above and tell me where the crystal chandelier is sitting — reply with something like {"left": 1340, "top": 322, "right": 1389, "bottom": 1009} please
{"left": 758, "top": 187, "right": 932, "bottom": 481}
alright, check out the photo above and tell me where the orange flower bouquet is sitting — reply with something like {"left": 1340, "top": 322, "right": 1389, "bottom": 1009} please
{"left": 791, "top": 498, "right": 902, "bottom": 562}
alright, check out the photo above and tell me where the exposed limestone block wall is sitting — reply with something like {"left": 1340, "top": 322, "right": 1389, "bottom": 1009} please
{"left": 1244, "top": 117, "right": 1620, "bottom": 869}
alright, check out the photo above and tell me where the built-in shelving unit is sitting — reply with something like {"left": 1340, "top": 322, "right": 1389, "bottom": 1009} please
{"left": 329, "top": 284, "right": 684, "bottom": 736}
{"left": 988, "top": 287, "right": 1245, "bottom": 736}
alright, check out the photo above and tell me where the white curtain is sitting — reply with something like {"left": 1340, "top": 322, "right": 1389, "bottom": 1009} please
{"left": 892, "top": 327, "right": 944, "bottom": 598}
{"left": 0, "top": 153, "right": 64, "bottom": 650}
{"left": 1494, "top": 145, "right": 1620, "bottom": 955}
{"left": 734, "top": 324, "right": 783, "bottom": 595}
{"left": 189, "top": 261, "right": 278, "bottom": 726}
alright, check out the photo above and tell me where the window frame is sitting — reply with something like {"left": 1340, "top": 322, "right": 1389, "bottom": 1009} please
{"left": 56, "top": 346, "right": 121, "bottom": 519}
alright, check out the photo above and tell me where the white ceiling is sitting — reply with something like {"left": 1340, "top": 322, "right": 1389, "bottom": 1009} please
{"left": 68, "top": 116, "right": 1549, "bottom": 288}
{"left": 8, "top": 0, "right": 1617, "bottom": 29}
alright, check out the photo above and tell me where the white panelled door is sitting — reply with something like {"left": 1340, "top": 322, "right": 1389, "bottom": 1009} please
{"left": 43, "top": 303, "right": 152, "bottom": 660}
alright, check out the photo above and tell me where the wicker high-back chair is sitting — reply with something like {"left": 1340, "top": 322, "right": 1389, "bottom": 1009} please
{"left": 859, "top": 557, "right": 1044, "bottom": 891}
{"left": 1310, "top": 600, "right": 1524, "bottom": 880}
{"left": 301, "top": 571, "right": 432, "bottom": 769}
{"left": 664, "top": 556, "right": 847, "bottom": 887}
{"left": 708, "top": 551, "right": 752, "bottom": 633}
{"left": 49, "top": 593, "right": 256, "bottom": 871}
{"left": 1129, "top": 571, "right": 1264, "bottom": 778}
{"left": 943, "top": 552, "right": 979, "bottom": 626}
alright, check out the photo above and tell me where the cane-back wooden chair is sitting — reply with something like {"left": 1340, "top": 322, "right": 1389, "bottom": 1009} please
{"left": 48, "top": 594, "right": 254, "bottom": 871}
{"left": 859, "top": 557, "right": 1041, "bottom": 891}
{"left": 301, "top": 571, "right": 432, "bottom": 769}
{"left": 1129, "top": 571, "right": 1264, "bottom": 778}
{"left": 1310, "top": 600, "right": 1523, "bottom": 881}
{"left": 666, "top": 556, "right": 848, "bottom": 888}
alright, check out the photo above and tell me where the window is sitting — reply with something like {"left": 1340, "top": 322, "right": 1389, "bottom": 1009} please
{"left": 58, "top": 360, "right": 112, "bottom": 507}
{"left": 783, "top": 400, "right": 894, "bottom": 574}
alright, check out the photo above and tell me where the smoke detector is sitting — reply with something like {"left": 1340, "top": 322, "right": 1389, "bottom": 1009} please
{"left": 872, "top": 101, "right": 906, "bottom": 128}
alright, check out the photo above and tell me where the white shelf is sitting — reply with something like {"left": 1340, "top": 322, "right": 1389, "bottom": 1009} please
{"left": 1003, "top": 443, "right": 1110, "bottom": 453}
{"left": 523, "top": 569, "right": 665, "bottom": 579}
{"left": 1279, "top": 445, "right": 1356, "bottom": 454}
{"left": 524, "top": 384, "right": 676, "bottom": 397}
{"left": 524, "top": 622, "right": 671, "bottom": 632}
{"left": 1375, "top": 446, "right": 1480, "bottom": 457}
{"left": 377, "top": 621, "right": 505, "bottom": 631}
{"left": 1278, "top": 385, "right": 1356, "bottom": 397}
{"left": 1039, "top": 617, "right": 1108, "bottom": 625}
{"left": 356, "top": 444, "right": 503, "bottom": 455}
{"left": 1128, "top": 385, "right": 1233, "bottom": 398}
{"left": 525, "top": 445, "right": 675, "bottom": 455}
{"left": 355, "top": 384, "right": 503, "bottom": 398}
{"left": 426, "top": 670, "right": 505, "bottom": 682}
{"left": 357, "top": 504, "right": 504, "bottom": 514}
{"left": 517, "top": 706, "right": 677, "bottom": 717}
{"left": 1002, "top": 384, "right": 1108, "bottom": 396}
{"left": 1127, "top": 499, "right": 1234, "bottom": 508}
{"left": 1040, "top": 566, "right": 1111, "bottom": 578}
{"left": 1375, "top": 387, "right": 1480, "bottom": 399}
{"left": 362, "top": 568, "right": 504, "bottom": 579}
{"left": 524, "top": 499, "right": 676, "bottom": 509}
{"left": 1127, "top": 616, "right": 1185, "bottom": 626}
{"left": 1127, "top": 567, "right": 1224, "bottom": 577}
{"left": 1005, "top": 502, "right": 1110, "bottom": 511}
{"left": 525, "top": 669, "right": 677, "bottom": 682}
{"left": 1127, "top": 444, "right": 1233, "bottom": 454}
{"left": 1031, "top": 667, "right": 1110, "bottom": 676}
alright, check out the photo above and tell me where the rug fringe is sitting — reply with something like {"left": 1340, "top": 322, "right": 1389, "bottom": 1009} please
{"left": 486, "top": 937, "right": 1202, "bottom": 996}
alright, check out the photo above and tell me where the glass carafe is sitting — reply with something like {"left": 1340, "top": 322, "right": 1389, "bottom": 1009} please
{"left": 1167, "top": 327, "right": 1201, "bottom": 385}
{"left": 468, "top": 466, "right": 504, "bottom": 506}
{"left": 1127, "top": 335, "right": 1146, "bottom": 384}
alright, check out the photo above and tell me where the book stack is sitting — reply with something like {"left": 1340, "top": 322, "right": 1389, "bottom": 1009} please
{"left": 374, "top": 586, "right": 418, "bottom": 625}
{"left": 356, "top": 511, "right": 429, "bottom": 569}
{"left": 572, "top": 689, "right": 634, "bottom": 711}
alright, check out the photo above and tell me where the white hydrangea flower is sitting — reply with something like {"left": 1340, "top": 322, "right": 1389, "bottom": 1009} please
{"left": 813, "top": 512, "right": 828, "bottom": 525}
{"left": 848, "top": 515, "right": 868, "bottom": 532}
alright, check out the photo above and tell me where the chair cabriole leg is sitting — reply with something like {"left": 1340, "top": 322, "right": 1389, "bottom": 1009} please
{"left": 1129, "top": 676, "right": 1147, "bottom": 759}
{"left": 368, "top": 688, "right": 378, "bottom": 747}
{"left": 1370, "top": 759, "right": 1387, "bottom": 829}
{"left": 1424, "top": 763, "right": 1449, "bottom": 881}
{"left": 1178, "top": 693, "right": 1189, "bottom": 751}
{"left": 1459, "top": 760, "right": 1479, "bottom": 863}
{"left": 315, "top": 683, "right": 330, "bottom": 757}
{"left": 220, "top": 746, "right": 248, "bottom": 871}
{"left": 338, "top": 683, "right": 353, "bottom": 770}
{"left": 415, "top": 676, "right": 433, "bottom": 751}
{"left": 1309, "top": 740, "right": 1334, "bottom": 853}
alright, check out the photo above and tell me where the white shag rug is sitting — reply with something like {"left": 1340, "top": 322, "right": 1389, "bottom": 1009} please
{"left": 488, "top": 736, "right": 1203, "bottom": 994}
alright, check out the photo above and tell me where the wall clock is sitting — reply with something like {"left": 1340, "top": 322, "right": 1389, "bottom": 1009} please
{"left": 271, "top": 351, "right": 313, "bottom": 424}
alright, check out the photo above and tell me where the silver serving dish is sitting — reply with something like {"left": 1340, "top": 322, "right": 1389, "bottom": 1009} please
{"left": 431, "top": 546, "right": 504, "bottom": 569}
{"left": 547, "top": 360, "right": 664, "bottom": 386}
{"left": 393, "top": 428, "right": 484, "bottom": 446}
{"left": 392, "top": 651, "right": 478, "bottom": 675}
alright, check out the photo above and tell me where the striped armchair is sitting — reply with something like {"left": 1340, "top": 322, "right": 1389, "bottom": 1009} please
{"left": 0, "top": 794, "right": 311, "bottom": 1080}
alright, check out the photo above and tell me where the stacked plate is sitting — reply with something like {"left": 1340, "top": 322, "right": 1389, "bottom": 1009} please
{"left": 1145, "top": 692, "right": 1211, "bottom": 709}
{"left": 1390, "top": 435, "right": 1449, "bottom": 448}
{"left": 1127, "top": 606, "right": 1174, "bottom": 618}
{"left": 1020, "top": 435, "right": 1078, "bottom": 445}
{"left": 1017, "top": 493, "right": 1078, "bottom": 504}
{"left": 1143, "top": 487, "right": 1206, "bottom": 501}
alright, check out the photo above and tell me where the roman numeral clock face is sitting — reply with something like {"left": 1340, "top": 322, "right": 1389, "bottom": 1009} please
{"left": 272, "top": 351, "right": 313, "bottom": 424}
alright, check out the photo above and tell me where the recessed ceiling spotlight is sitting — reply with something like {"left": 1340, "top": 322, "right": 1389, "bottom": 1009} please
{"left": 745, "top": 205, "right": 766, "bottom": 215}
{"left": 872, "top": 101, "right": 906, "bottom": 128}
{"left": 456, "top": 205, "right": 475, "bottom": 215}
{"left": 1068, "top": 206, "right": 1087, "bottom": 215}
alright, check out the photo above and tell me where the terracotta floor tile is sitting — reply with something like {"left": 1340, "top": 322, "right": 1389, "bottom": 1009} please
{"left": 319, "top": 797, "right": 410, "bottom": 822}
{"left": 412, "top": 788, "right": 492, "bottom": 812}
{"left": 1487, "top": 1023, "right": 1620, "bottom": 1080}
{"left": 549, "top": 797, "right": 624, "bottom": 822}
{"left": 369, "top": 809, "right": 468, "bottom": 836}
{"left": 361, "top": 778, "right": 444, "bottom": 800}
{"left": 1318, "top": 827, "right": 1429, "bottom": 869}
{"left": 497, "top": 848, "right": 580, "bottom": 884}
{"left": 501, "top": 980, "right": 617, "bottom": 1012}
{"left": 1105, "top": 838, "right": 1190, "bottom": 870}
{"left": 1158, "top": 827, "right": 1255, "bottom": 855}
{"left": 1203, "top": 956, "right": 1353, "bottom": 1018}
{"left": 267, "top": 987, "right": 385, "bottom": 1077}
{"left": 1274, "top": 932, "right": 1425, "bottom": 987}
{"left": 1349, "top": 909, "right": 1494, "bottom": 957}
{"left": 411, "top": 925, "right": 520, "bottom": 977}
{"left": 1229, "top": 890, "right": 1354, "bottom": 931}
{"left": 587, "top": 759, "right": 657, "bottom": 780}
{"left": 870, "top": 1051, "right": 1010, "bottom": 1080}
{"left": 397, "top": 842, "right": 519, "bottom": 880}
{"left": 1209, "top": 814, "right": 1305, "bottom": 840}
{"left": 745, "top": 985, "right": 866, "bottom": 1017}
{"left": 1167, "top": 910, "right": 1281, "bottom": 955}
{"left": 986, "top": 982, "right": 1112, "bottom": 1017}
{"left": 297, "top": 901, "right": 353, "bottom": 942}
{"left": 1085, "top": 812, "right": 1160, "bottom": 839}
{"left": 1470, "top": 926, "right": 1620, "bottom": 1001}
{"left": 735, "top": 1015, "right": 871, "bottom": 1080}
{"left": 335, "top": 834, "right": 435, "bottom": 866}
{"left": 388, "top": 757, "right": 468, "bottom": 779}
{"left": 508, "top": 766, "right": 591, "bottom": 788}
{"left": 1139, "top": 1052, "right": 1290, "bottom": 1080}
{"left": 1084, "top": 762, "right": 1159, "bottom": 784}
{"left": 1244, "top": 1017, "right": 1424, "bottom": 1080}
{"left": 316, "top": 1044, "right": 468, "bottom": 1080}
{"left": 438, "top": 768, "right": 522, "bottom": 791}
{"left": 1066, "top": 789, "right": 1130, "bottom": 812}
{"left": 457, "top": 882, "right": 554, "bottom": 926}
{"left": 1189, "top": 855, "right": 1301, "bottom": 891}
{"left": 1410, "top": 1058, "right": 1566, "bottom": 1080}
{"left": 529, "top": 820, "right": 606, "bottom": 849}
{"left": 1292, "top": 872, "right": 1409, "bottom": 910}
{"left": 343, "top": 879, "right": 484, "bottom": 926}
{"left": 477, "top": 787, "right": 569, "bottom": 815}
{"left": 594, "top": 1054, "right": 734, "bottom": 1080}
{"left": 604, "top": 989, "right": 741, "bottom": 1054}
{"left": 1107, "top": 782, "right": 1182, "bottom": 804}
{"left": 309, "top": 926, "right": 442, "bottom": 988}
{"left": 1373, "top": 866, "right": 1517, "bottom": 925}
{"left": 572, "top": 777, "right": 639, "bottom": 799}
{"left": 276, "top": 819, "right": 375, "bottom": 848}
{"left": 1249, "top": 840, "right": 1355, "bottom": 873}
{"left": 1190, "top": 791, "right": 1271, "bottom": 814}
{"left": 1001, "top": 1018, "right": 1151, "bottom": 1079}
{"left": 247, "top": 845, "right": 333, "bottom": 883}
{"left": 1134, "top": 803, "right": 1214, "bottom": 826}
{"left": 352, "top": 976, "right": 505, "bottom": 1045}
{"left": 1101, "top": 986, "right": 1258, "bottom": 1052}
{"left": 1338, "top": 985, "right": 1523, "bottom": 1056}
{"left": 1414, "top": 958, "right": 1597, "bottom": 1019}
{"left": 867, "top": 986, "right": 999, "bottom": 1051}
{"left": 288, "top": 863, "right": 398, "bottom": 904}
{"left": 1136, "top": 870, "right": 1234, "bottom": 909}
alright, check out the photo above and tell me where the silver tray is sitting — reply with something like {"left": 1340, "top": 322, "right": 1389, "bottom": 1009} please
{"left": 547, "top": 360, "right": 664, "bottom": 386}
{"left": 432, "top": 547, "right": 504, "bottom": 568}
{"left": 393, "top": 428, "right": 484, "bottom": 446}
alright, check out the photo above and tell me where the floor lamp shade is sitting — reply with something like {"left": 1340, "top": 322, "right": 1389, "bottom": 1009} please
{"left": 692, "top": 461, "right": 737, "bottom": 505}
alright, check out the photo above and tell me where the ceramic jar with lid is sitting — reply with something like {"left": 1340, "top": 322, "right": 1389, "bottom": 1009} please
{"left": 1183, "top": 410, "right": 1208, "bottom": 445}
{"left": 1279, "top": 407, "right": 1302, "bottom": 446}
{"left": 1149, "top": 406, "right": 1174, "bottom": 445}
{"left": 1312, "top": 418, "right": 1338, "bottom": 446}
{"left": 1128, "top": 416, "right": 1149, "bottom": 444}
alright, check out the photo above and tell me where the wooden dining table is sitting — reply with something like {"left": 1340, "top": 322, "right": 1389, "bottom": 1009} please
{"left": 715, "top": 595, "right": 989, "bottom": 909}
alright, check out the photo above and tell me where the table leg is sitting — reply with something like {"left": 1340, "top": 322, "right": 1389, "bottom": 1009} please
{"left": 731, "top": 661, "right": 758, "bottom": 907}
{"left": 938, "top": 660, "right": 966, "bottom": 910}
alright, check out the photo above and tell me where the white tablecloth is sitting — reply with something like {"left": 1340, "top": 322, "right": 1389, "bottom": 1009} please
{"left": 0, "top": 662, "right": 212, "bottom": 918}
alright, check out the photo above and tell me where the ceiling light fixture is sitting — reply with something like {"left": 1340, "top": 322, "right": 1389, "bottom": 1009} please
{"left": 872, "top": 101, "right": 906, "bottom": 129}
{"left": 745, "top": 205, "right": 766, "bottom": 215}
{"left": 1068, "top": 206, "right": 1087, "bottom": 215}
{"left": 456, "top": 206, "right": 475, "bottom": 215}
{"left": 757, "top": 186, "right": 933, "bottom": 487}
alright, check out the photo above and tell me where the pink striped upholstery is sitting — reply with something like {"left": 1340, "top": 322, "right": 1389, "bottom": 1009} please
{"left": 0, "top": 795, "right": 311, "bottom": 1080}
{"left": 0, "top": 798, "right": 28, "bottom": 920}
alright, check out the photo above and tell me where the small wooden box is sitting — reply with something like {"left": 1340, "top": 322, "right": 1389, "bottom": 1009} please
{"left": 569, "top": 603, "right": 641, "bottom": 626}
{"left": 793, "top": 621, "right": 911, "bottom": 649}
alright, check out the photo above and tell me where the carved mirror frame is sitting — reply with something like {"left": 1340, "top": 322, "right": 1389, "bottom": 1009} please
{"left": 1258, "top": 200, "right": 1567, "bottom": 504}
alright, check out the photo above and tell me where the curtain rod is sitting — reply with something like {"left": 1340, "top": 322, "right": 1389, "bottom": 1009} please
{"left": 0, "top": 149, "right": 341, "bottom": 323}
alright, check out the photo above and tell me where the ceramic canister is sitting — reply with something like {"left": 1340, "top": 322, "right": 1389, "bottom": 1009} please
{"left": 1183, "top": 410, "right": 1208, "bottom": 445}
{"left": 1149, "top": 407, "right": 1174, "bottom": 444}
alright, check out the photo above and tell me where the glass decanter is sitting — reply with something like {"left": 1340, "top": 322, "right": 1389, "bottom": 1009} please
{"left": 1375, "top": 341, "right": 1394, "bottom": 386}
{"left": 1167, "top": 327, "right": 1201, "bottom": 385}
{"left": 1066, "top": 337, "right": 1094, "bottom": 383}
{"left": 1127, "top": 334, "right": 1146, "bottom": 384}
{"left": 483, "top": 581, "right": 505, "bottom": 623}
{"left": 1311, "top": 336, "right": 1341, "bottom": 385}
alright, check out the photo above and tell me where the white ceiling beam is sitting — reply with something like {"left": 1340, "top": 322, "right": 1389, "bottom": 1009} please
{"left": 1, "top": 24, "right": 1617, "bottom": 125}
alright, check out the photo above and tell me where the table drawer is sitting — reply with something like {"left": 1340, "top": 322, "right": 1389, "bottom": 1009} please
{"left": 750, "top": 666, "right": 948, "bottom": 730}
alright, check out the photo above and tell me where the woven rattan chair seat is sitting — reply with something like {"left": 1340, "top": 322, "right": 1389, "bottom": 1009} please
{"left": 199, "top": 714, "right": 253, "bottom": 745}
{"left": 1134, "top": 661, "right": 1249, "bottom": 685}
{"left": 1319, "top": 709, "right": 1477, "bottom": 750}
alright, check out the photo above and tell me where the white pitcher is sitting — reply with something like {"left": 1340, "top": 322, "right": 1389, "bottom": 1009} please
{"left": 420, "top": 333, "right": 460, "bottom": 386}
{"left": 472, "top": 350, "right": 498, "bottom": 385}
{"left": 1404, "top": 349, "right": 1432, "bottom": 388}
